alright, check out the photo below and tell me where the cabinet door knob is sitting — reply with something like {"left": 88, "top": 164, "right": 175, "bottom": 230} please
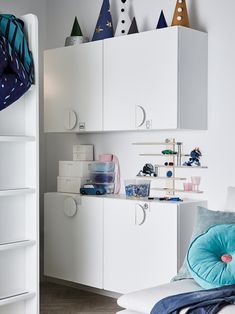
{"left": 64, "top": 109, "right": 77, "bottom": 130}
{"left": 64, "top": 197, "right": 77, "bottom": 217}
{"left": 136, "top": 105, "right": 146, "bottom": 128}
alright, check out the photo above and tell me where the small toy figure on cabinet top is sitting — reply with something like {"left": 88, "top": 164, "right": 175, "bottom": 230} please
{"left": 115, "top": 0, "right": 131, "bottom": 36}
{"left": 156, "top": 10, "right": 168, "bottom": 29}
{"left": 92, "top": 0, "right": 114, "bottom": 41}
{"left": 137, "top": 163, "right": 157, "bottom": 177}
{"left": 128, "top": 17, "right": 139, "bottom": 34}
{"left": 65, "top": 17, "right": 88, "bottom": 46}
{"left": 183, "top": 147, "right": 202, "bottom": 166}
{"left": 171, "top": 0, "right": 190, "bottom": 28}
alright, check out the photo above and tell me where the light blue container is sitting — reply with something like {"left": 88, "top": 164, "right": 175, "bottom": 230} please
{"left": 88, "top": 162, "right": 115, "bottom": 172}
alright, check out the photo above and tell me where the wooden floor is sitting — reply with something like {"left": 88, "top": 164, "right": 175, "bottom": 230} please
{"left": 40, "top": 282, "right": 122, "bottom": 314}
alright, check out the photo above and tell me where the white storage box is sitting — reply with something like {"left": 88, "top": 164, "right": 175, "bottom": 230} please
{"left": 57, "top": 176, "right": 89, "bottom": 193}
{"left": 73, "top": 152, "right": 94, "bottom": 161}
{"left": 73, "top": 144, "right": 94, "bottom": 161}
{"left": 59, "top": 161, "right": 94, "bottom": 178}
{"left": 73, "top": 144, "right": 94, "bottom": 154}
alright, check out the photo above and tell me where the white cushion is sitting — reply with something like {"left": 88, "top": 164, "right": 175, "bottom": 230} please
{"left": 117, "top": 279, "right": 202, "bottom": 314}
{"left": 224, "top": 186, "right": 235, "bottom": 211}
{"left": 117, "top": 279, "right": 235, "bottom": 314}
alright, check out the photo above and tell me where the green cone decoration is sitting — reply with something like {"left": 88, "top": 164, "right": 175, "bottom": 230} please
{"left": 70, "top": 17, "right": 83, "bottom": 36}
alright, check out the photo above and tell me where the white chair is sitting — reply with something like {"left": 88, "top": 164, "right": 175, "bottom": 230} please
{"left": 117, "top": 187, "right": 235, "bottom": 314}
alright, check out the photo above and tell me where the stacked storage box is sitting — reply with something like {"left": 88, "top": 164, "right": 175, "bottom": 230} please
{"left": 89, "top": 162, "right": 115, "bottom": 194}
{"left": 57, "top": 145, "right": 94, "bottom": 193}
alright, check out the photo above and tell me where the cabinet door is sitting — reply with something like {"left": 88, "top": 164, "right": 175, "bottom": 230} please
{"left": 104, "top": 199, "right": 178, "bottom": 293}
{"left": 44, "top": 41, "right": 103, "bottom": 132}
{"left": 103, "top": 29, "right": 178, "bottom": 131}
{"left": 44, "top": 193, "right": 103, "bottom": 289}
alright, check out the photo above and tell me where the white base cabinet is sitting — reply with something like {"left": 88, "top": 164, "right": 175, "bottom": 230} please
{"left": 44, "top": 193, "right": 206, "bottom": 294}
{"left": 44, "top": 193, "right": 103, "bottom": 288}
{"left": 103, "top": 199, "right": 177, "bottom": 293}
{"left": 103, "top": 198, "right": 206, "bottom": 294}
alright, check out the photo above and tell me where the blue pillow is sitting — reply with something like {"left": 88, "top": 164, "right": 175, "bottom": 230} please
{"left": 172, "top": 207, "right": 235, "bottom": 281}
{"left": 187, "top": 224, "right": 235, "bottom": 289}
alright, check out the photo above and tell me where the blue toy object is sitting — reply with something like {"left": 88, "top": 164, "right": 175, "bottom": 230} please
{"left": 80, "top": 184, "right": 106, "bottom": 195}
{"left": 168, "top": 197, "right": 183, "bottom": 202}
{"left": 166, "top": 170, "right": 173, "bottom": 178}
{"left": 183, "top": 147, "right": 202, "bottom": 166}
{"left": 137, "top": 163, "right": 157, "bottom": 177}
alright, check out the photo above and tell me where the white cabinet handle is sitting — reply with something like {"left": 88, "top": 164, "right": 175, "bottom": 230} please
{"left": 136, "top": 105, "right": 146, "bottom": 128}
{"left": 64, "top": 197, "right": 77, "bottom": 217}
{"left": 64, "top": 109, "right": 77, "bottom": 130}
{"left": 135, "top": 203, "right": 148, "bottom": 226}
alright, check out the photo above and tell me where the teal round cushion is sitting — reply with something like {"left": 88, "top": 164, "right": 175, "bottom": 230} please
{"left": 187, "top": 224, "right": 235, "bottom": 289}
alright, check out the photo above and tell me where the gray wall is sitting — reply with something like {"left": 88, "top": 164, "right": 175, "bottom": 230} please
{"left": 45, "top": 0, "right": 235, "bottom": 209}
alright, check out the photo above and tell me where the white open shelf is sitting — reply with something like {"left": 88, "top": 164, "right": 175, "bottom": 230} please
{"left": 0, "top": 240, "right": 36, "bottom": 252}
{"left": 137, "top": 176, "right": 186, "bottom": 181}
{"left": 0, "top": 188, "right": 35, "bottom": 197}
{"left": 151, "top": 187, "right": 203, "bottom": 194}
{"left": 139, "top": 153, "right": 190, "bottom": 157}
{"left": 0, "top": 291, "right": 35, "bottom": 307}
{"left": 133, "top": 142, "right": 176, "bottom": 145}
{"left": 155, "top": 165, "right": 208, "bottom": 169}
{"left": 133, "top": 140, "right": 207, "bottom": 196}
{"left": 0, "top": 136, "right": 35, "bottom": 142}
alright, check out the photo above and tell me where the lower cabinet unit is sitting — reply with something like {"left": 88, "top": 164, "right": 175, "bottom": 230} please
{"left": 44, "top": 193, "right": 103, "bottom": 289}
{"left": 44, "top": 193, "right": 206, "bottom": 294}
{"left": 104, "top": 199, "right": 177, "bottom": 294}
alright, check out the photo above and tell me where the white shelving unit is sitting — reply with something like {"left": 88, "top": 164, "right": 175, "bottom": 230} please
{"left": 0, "top": 14, "right": 39, "bottom": 314}
{"left": 133, "top": 140, "right": 207, "bottom": 195}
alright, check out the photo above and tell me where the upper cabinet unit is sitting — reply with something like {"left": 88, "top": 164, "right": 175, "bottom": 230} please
{"left": 44, "top": 41, "right": 103, "bottom": 133}
{"left": 104, "top": 27, "right": 207, "bottom": 131}
{"left": 44, "top": 26, "right": 207, "bottom": 133}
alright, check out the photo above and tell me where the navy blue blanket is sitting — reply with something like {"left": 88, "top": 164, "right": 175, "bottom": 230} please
{"left": 0, "top": 14, "right": 34, "bottom": 111}
{"left": 151, "top": 284, "right": 235, "bottom": 314}
{"left": 0, "top": 34, "right": 30, "bottom": 111}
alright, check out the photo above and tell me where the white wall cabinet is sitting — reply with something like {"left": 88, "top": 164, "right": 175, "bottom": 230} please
{"left": 104, "top": 27, "right": 207, "bottom": 131}
{"left": 44, "top": 193, "right": 205, "bottom": 294}
{"left": 44, "top": 41, "right": 103, "bottom": 132}
{"left": 44, "top": 27, "right": 207, "bottom": 133}
{"left": 44, "top": 193, "right": 103, "bottom": 289}
{"left": 0, "top": 15, "right": 39, "bottom": 314}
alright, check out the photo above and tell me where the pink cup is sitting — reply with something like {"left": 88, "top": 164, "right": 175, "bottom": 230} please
{"left": 183, "top": 182, "right": 193, "bottom": 191}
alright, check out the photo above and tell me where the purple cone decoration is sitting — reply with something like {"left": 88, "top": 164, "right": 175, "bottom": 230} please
{"left": 156, "top": 10, "right": 168, "bottom": 29}
{"left": 92, "top": 0, "right": 114, "bottom": 41}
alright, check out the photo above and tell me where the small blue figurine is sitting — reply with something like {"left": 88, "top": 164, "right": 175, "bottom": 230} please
{"left": 183, "top": 147, "right": 202, "bottom": 166}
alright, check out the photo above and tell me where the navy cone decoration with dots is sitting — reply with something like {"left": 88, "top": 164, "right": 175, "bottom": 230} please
{"left": 128, "top": 17, "right": 139, "bottom": 34}
{"left": 92, "top": 0, "right": 114, "bottom": 41}
{"left": 156, "top": 10, "right": 168, "bottom": 29}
